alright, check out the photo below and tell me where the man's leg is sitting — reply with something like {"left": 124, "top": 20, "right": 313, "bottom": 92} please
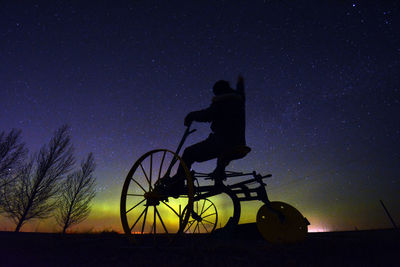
{"left": 174, "top": 135, "right": 222, "bottom": 181}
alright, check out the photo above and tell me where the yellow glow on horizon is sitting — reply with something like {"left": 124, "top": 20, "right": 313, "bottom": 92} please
{"left": 91, "top": 201, "right": 120, "bottom": 217}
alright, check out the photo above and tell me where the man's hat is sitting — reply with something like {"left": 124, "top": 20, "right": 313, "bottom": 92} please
{"left": 213, "top": 80, "right": 233, "bottom": 95}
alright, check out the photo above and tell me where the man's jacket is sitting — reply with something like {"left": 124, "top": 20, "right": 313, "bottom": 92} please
{"left": 188, "top": 91, "right": 246, "bottom": 146}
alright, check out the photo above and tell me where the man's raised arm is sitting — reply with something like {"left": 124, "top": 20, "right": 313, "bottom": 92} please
{"left": 236, "top": 75, "right": 245, "bottom": 100}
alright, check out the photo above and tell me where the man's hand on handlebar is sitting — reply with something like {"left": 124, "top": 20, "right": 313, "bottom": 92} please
{"left": 184, "top": 112, "right": 194, "bottom": 127}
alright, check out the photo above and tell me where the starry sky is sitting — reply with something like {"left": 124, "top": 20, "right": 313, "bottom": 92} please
{"left": 1, "top": 0, "right": 399, "bottom": 233}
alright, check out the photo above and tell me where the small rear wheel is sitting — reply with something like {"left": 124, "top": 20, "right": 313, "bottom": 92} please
{"left": 183, "top": 198, "right": 218, "bottom": 234}
{"left": 256, "top": 201, "right": 308, "bottom": 243}
{"left": 120, "top": 149, "right": 194, "bottom": 238}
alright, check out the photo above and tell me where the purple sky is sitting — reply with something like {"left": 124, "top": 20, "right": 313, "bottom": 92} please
{"left": 1, "top": 0, "right": 399, "bottom": 232}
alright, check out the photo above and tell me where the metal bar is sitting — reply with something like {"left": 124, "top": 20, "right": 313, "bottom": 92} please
{"left": 194, "top": 171, "right": 254, "bottom": 178}
{"left": 226, "top": 172, "right": 254, "bottom": 177}
{"left": 237, "top": 196, "right": 264, "bottom": 201}
{"left": 193, "top": 172, "right": 210, "bottom": 175}
{"left": 229, "top": 187, "right": 259, "bottom": 193}
{"left": 194, "top": 175, "right": 210, "bottom": 178}
{"left": 165, "top": 126, "right": 195, "bottom": 175}
{"left": 225, "top": 171, "right": 244, "bottom": 174}
{"left": 380, "top": 199, "right": 398, "bottom": 229}
{"left": 228, "top": 178, "right": 260, "bottom": 188}
{"left": 193, "top": 191, "right": 220, "bottom": 201}
{"left": 195, "top": 184, "right": 264, "bottom": 199}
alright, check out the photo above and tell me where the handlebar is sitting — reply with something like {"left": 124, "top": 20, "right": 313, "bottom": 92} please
{"left": 165, "top": 125, "right": 197, "bottom": 177}
{"left": 184, "top": 124, "right": 197, "bottom": 136}
{"left": 173, "top": 125, "right": 197, "bottom": 160}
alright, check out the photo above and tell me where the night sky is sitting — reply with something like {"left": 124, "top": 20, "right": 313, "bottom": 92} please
{"left": 1, "top": 0, "right": 399, "bottom": 232}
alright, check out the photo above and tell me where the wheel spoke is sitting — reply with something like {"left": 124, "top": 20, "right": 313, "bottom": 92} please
{"left": 155, "top": 206, "right": 168, "bottom": 234}
{"left": 161, "top": 201, "right": 180, "bottom": 217}
{"left": 186, "top": 220, "right": 196, "bottom": 232}
{"left": 131, "top": 178, "right": 146, "bottom": 193}
{"left": 122, "top": 149, "right": 194, "bottom": 236}
{"left": 130, "top": 207, "right": 147, "bottom": 232}
{"left": 126, "top": 198, "right": 145, "bottom": 214}
{"left": 202, "top": 218, "right": 214, "bottom": 225}
{"left": 141, "top": 207, "right": 148, "bottom": 234}
{"left": 202, "top": 212, "right": 216, "bottom": 219}
{"left": 158, "top": 151, "right": 166, "bottom": 179}
{"left": 139, "top": 164, "right": 152, "bottom": 190}
{"left": 200, "top": 221, "right": 209, "bottom": 233}
{"left": 200, "top": 199, "right": 206, "bottom": 215}
{"left": 127, "top": 193, "right": 144, "bottom": 197}
{"left": 200, "top": 204, "right": 213, "bottom": 216}
{"left": 193, "top": 222, "right": 199, "bottom": 233}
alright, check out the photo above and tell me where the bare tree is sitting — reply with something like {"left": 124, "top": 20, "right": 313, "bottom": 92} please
{"left": 2, "top": 126, "right": 75, "bottom": 232}
{"left": 56, "top": 153, "right": 96, "bottom": 233}
{"left": 0, "top": 129, "right": 26, "bottom": 182}
{"left": 0, "top": 129, "right": 27, "bottom": 212}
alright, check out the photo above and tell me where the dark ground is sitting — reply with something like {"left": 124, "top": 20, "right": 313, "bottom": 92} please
{"left": 1, "top": 225, "right": 399, "bottom": 267}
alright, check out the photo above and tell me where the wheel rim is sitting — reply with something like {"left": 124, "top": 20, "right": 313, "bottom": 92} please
{"left": 120, "top": 149, "right": 193, "bottom": 236}
{"left": 256, "top": 201, "right": 308, "bottom": 243}
{"left": 183, "top": 198, "right": 218, "bottom": 234}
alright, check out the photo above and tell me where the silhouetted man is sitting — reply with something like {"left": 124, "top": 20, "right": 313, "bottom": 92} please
{"left": 166, "top": 75, "right": 247, "bottom": 195}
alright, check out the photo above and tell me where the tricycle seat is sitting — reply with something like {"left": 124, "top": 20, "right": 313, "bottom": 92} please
{"left": 219, "top": 145, "right": 251, "bottom": 162}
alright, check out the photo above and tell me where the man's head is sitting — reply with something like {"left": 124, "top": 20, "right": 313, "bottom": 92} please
{"left": 213, "top": 80, "right": 234, "bottom": 96}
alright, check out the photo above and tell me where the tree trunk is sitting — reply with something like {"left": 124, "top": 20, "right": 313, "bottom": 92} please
{"left": 62, "top": 199, "right": 73, "bottom": 234}
{"left": 15, "top": 218, "right": 25, "bottom": 232}
{"left": 62, "top": 216, "right": 70, "bottom": 234}
{"left": 62, "top": 224, "right": 68, "bottom": 234}
{"left": 15, "top": 191, "right": 34, "bottom": 232}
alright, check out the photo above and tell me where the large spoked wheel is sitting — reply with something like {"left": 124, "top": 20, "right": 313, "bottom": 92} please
{"left": 120, "top": 149, "right": 194, "bottom": 238}
{"left": 256, "top": 201, "right": 308, "bottom": 243}
{"left": 183, "top": 198, "right": 218, "bottom": 234}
